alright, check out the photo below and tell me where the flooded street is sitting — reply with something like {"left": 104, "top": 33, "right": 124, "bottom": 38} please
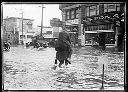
{"left": 3, "top": 46, "right": 124, "bottom": 90}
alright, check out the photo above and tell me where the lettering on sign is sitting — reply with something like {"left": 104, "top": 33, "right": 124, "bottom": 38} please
{"left": 66, "top": 19, "right": 79, "bottom": 25}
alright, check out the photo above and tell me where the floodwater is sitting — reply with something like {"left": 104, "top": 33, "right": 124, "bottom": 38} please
{"left": 3, "top": 46, "right": 124, "bottom": 90}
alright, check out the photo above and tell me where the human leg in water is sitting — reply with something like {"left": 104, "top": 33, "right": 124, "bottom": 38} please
{"left": 55, "top": 59, "right": 58, "bottom": 64}
{"left": 59, "top": 60, "right": 64, "bottom": 68}
{"left": 65, "top": 59, "right": 71, "bottom": 66}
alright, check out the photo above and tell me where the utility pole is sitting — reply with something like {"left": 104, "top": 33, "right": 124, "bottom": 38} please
{"left": 15, "top": 7, "right": 24, "bottom": 45}
{"left": 19, "top": 7, "right": 24, "bottom": 45}
{"left": 39, "top": 4, "right": 45, "bottom": 36}
{"left": 21, "top": 10, "right": 24, "bottom": 44}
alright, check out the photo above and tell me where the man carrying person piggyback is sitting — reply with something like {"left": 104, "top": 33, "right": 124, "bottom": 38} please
{"left": 54, "top": 27, "right": 72, "bottom": 69}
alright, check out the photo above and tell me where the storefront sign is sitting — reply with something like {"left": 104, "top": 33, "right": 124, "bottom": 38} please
{"left": 50, "top": 19, "right": 63, "bottom": 27}
{"left": 66, "top": 19, "right": 79, "bottom": 25}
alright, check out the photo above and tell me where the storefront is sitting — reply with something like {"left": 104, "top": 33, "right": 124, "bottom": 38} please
{"left": 65, "top": 19, "right": 79, "bottom": 46}
{"left": 83, "top": 14, "right": 117, "bottom": 46}
{"left": 84, "top": 31, "right": 99, "bottom": 45}
{"left": 65, "top": 25, "right": 79, "bottom": 46}
{"left": 84, "top": 29, "right": 115, "bottom": 46}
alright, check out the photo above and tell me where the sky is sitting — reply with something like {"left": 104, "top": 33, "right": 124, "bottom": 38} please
{"left": 2, "top": 3, "right": 62, "bottom": 28}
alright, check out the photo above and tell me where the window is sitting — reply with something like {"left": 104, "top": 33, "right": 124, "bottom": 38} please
{"left": 90, "top": 5, "right": 97, "bottom": 16}
{"left": 104, "top": 4, "right": 108, "bottom": 12}
{"left": 104, "top": 4, "right": 117, "bottom": 13}
{"left": 46, "top": 31, "right": 52, "bottom": 34}
{"left": 20, "top": 35, "right": 25, "bottom": 39}
{"left": 86, "top": 7, "right": 89, "bottom": 16}
{"left": 88, "top": 26, "right": 93, "bottom": 31}
{"left": 66, "top": 10, "right": 70, "bottom": 20}
{"left": 75, "top": 8, "right": 79, "bottom": 18}
{"left": 86, "top": 5, "right": 99, "bottom": 16}
{"left": 99, "top": 25, "right": 104, "bottom": 30}
{"left": 27, "top": 35, "right": 33, "bottom": 38}
{"left": 107, "top": 4, "right": 116, "bottom": 12}
{"left": 71, "top": 9, "right": 75, "bottom": 19}
{"left": 93, "top": 26, "right": 98, "bottom": 30}
{"left": 104, "top": 25, "right": 108, "bottom": 30}
{"left": 116, "top": 4, "right": 120, "bottom": 11}
{"left": 8, "top": 34, "right": 10, "bottom": 40}
{"left": 27, "top": 24, "right": 32, "bottom": 29}
{"left": 96, "top": 5, "right": 99, "bottom": 15}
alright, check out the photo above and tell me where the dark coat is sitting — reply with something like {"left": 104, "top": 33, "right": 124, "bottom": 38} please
{"left": 55, "top": 31, "right": 72, "bottom": 61}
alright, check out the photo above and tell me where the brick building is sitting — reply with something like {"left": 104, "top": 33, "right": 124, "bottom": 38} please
{"left": 3, "top": 17, "right": 35, "bottom": 45}
{"left": 59, "top": 3, "right": 125, "bottom": 49}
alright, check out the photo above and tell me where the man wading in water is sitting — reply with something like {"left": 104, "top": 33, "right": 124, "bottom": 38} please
{"left": 54, "top": 27, "right": 72, "bottom": 69}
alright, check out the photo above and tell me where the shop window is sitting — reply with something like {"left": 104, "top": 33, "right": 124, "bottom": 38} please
{"left": 99, "top": 25, "right": 104, "bottom": 30}
{"left": 88, "top": 26, "right": 93, "bottom": 31}
{"left": 93, "top": 26, "right": 98, "bottom": 30}
{"left": 107, "top": 24, "right": 112, "bottom": 29}
{"left": 104, "top": 25, "right": 107, "bottom": 30}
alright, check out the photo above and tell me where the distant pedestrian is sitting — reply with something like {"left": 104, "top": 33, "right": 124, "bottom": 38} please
{"left": 54, "top": 27, "right": 72, "bottom": 68}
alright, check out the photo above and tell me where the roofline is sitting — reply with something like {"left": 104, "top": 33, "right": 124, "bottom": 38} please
{"left": 4, "top": 17, "right": 34, "bottom": 21}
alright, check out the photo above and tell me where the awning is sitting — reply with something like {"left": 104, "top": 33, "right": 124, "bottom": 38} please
{"left": 85, "top": 31, "right": 98, "bottom": 33}
{"left": 44, "top": 37, "right": 57, "bottom": 38}
{"left": 96, "top": 30, "right": 114, "bottom": 33}
{"left": 84, "top": 30, "right": 114, "bottom": 33}
{"left": 65, "top": 23, "right": 78, "bottom": 26}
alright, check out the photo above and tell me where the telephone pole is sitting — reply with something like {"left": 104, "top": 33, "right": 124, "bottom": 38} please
{"left": 20, "top": 8, "right": 24, "bottom": 44}
{"left": 39, "top": 4, "right": 45, "bottom": 36}
{"left": 15, "top": 6, "right": 24, "bottom": 45}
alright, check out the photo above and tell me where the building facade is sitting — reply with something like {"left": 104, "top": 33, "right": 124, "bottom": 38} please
{"left": 36, "top": 26, "right": 56, "bottom": 42}
{"left": 59, "top": 3, "right": 125, "bottom": 47}
{"left": 50, "top": 18, "right": 63, "bottom": 38}
{"left": 59, "top": 4, "right": 81, "bottom": 46}
{"left": 3, "top": 17, "right": 35, "bottom": 45}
